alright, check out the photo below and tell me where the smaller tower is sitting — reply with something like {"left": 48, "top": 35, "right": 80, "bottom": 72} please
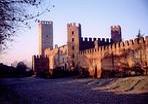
{"left": 32, "top": 55, "right": 49, "bottom": 76}
{"left": 111, "top": 25, "right": 122, "bottom": 42}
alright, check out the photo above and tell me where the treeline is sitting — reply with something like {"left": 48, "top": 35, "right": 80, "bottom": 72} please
{"left": 0, "top": 63, "right": 33, "bottom": 78}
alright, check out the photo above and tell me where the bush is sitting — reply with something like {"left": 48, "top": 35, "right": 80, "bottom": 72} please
{"left": 52, "top": 67, "right": 80, "bottom": 78}
{"left": 132, "top": 64, "right": 144, "bottom": 76}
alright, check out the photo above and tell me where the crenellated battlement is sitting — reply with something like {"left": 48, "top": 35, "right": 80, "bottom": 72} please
{"left": 80, "top": 36, "right": 148, "bottom": 55}
{"left": 79, "top": 37, "right": 112, "bottom": 50}
{"left": 33, "top": 55, "right": 48, "bottom": 60}
{"left": 33, "top": 55, "right": 49, "bottom": 67}
{"left": 38, "top": 21, "right": 53, "bottom": 25}
{"left": 67, "top": 22, "right": 81, "bottom": 28}
{"left": 80, "top": 37, "right": 112, "bottom": 43}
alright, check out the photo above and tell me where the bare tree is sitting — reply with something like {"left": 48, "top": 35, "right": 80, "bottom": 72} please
{"left": 0, "top": 0, "right": 54, "bottom": 50}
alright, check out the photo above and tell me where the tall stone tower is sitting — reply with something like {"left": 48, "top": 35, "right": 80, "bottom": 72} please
{"left": 67, "top": 23, "right": 81, "bottom": 69}
{"left": 38, "top": 21, "right": 53, "bottom": 55}
{"left": 111, "top": 25, "right": 122, "bottom": 42}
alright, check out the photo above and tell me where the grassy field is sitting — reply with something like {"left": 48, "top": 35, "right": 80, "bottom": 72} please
{"left": 0, "top": 76, "right": 148, "bottom": 104}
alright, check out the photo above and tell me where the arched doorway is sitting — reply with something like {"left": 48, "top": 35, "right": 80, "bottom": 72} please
{"left": 94, "top": 66, "right": 97, "bottom": 78}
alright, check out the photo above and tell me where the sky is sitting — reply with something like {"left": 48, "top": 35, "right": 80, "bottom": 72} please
{"left": 0, "top": 0, "right": 148, "bottom": 67}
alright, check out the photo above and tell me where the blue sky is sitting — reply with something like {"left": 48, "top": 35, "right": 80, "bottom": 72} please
{"left": 1, "top": 0, "right": 148, "bottom": 66}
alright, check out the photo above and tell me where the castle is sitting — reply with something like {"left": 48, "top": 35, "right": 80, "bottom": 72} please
{"left": 32, "top": 21, "right": 148, "bottom": 78}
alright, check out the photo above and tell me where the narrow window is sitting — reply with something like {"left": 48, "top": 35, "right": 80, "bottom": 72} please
{"left": 72, "top": 31, "right": 74, "bottom": 35}
{"left": 72, "top": 46, "right": 74, "bottom": 50}
{"left": 72, "top": 54, "right": 75, "bottom": 58}
{"left": 72, "top": 61, "right": 75, "bottom": 67}
{"left": 72, "top": 38, "right": 74, "bottom": 42}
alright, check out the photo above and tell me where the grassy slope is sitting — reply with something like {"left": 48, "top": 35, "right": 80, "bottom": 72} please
{"left": 87, "top": 76, "right": 148, "bottom": 94}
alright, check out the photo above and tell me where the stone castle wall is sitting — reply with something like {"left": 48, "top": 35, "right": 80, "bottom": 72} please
{"left": 79, "top": 36, "right": 148, "bottom": 78}
{"left": 44, "top": 45, "right": 69, "bottom": 70}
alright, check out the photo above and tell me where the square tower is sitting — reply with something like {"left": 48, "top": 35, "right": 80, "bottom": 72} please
{"left": 111, "top": 25, "right": 122, "bottom": 42}
{"left": 67, "top": 23, "right": 81, "bottom": 69}
{"left": 38, "top": 21, "right": 53, "bottom": 55}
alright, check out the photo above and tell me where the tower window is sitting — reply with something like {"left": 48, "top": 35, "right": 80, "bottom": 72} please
{"left": 72, "top": 54, "right": 75, "bottom": 58}
{"left": 72, "top": 31, "right": 74, "bottom": 35}
{"left": 63, "top": 58, "right": 64, "bottom": 63}
{"left": 72, "top": 46, "right": 74, "bottom": 50}
{"left": 72, "top": 38, "right": 74, "bottom": 42}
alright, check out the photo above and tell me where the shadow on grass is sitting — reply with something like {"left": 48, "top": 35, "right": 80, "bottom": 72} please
{"left": 0, "top": 83, "right": 29, "bottom": 104}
